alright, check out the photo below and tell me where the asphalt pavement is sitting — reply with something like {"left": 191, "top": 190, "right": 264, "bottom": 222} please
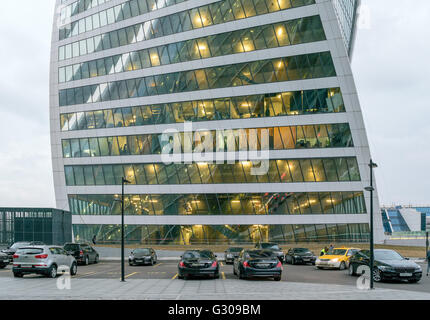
{"left": 1, "top": 260, "right": 428, "bottom": 294}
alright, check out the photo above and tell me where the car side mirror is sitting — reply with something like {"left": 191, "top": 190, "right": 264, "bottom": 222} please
{"left": 215, "top": 255, "right": 217, "bottom": 258}
{"left": 405, "top": 257, "right": 410, "bottom": 260}
{"left": 180, "top": 255, "right": 182, "bottom": 258}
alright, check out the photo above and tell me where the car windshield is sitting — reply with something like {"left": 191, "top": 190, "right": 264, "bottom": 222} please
{"left": 375, "top": 250, "right": 404, "bottom": 261}
{"left": 329, "top": 249, "right": 347, "bottom": 255}
{"left": 260, "top": 243, "right": 280, "bottom": 250}
{"left": 247, "top": 250, "right": 276, "bottom": 258}
{"left": 64, "top": 244, "right": 79, "bottom": 251}
{"left": 134, "top": 249, "right": 151, "bottom": 255}
{"left": 16, "top": 248, "right": 44, "bottom": 255}
{"left": 11, "top": 242, "right": 30, "bottom": 250}
{"left": 183, "top": 251, "right": 212, "bottom": 259}
{"left": 227, "top": 247, "right": 243, "bottom": 252}
{"left": 294, "top": 248, "right": 311, "bottom": 253}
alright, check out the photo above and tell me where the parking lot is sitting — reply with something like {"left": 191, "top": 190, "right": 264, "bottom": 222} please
{"left": 1, "top": 260, "right": 428, "bottom": 294}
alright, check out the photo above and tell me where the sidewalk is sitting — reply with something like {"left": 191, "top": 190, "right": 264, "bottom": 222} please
{"left": 1, "top": 277, "right": 429, "bottom": 300}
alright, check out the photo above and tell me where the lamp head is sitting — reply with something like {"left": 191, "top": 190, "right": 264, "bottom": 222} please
{"left": 365, "top": 186, "right": 374, "bottom": 192}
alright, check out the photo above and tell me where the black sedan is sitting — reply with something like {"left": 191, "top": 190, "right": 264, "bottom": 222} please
{"left": 285, "top": 248, "right": 316, "bottom": 265}
{"left": 254, "top": 243, "right": 284, "bottom": 263}
{"left": 178, "top": 250, "right": 219, "bottom": 280}
{"left": 0, "top": 252, "right": 9, "bottom": 268}
{"left": 233, "top": 249, "right": 282, "bottom": 281}
{"left": 224, "top": 247, "right": 244, "bottom": 264}
{"left": 129, "top": 248, "right": 157, "bottom": 266}
{"left": 349, "top": 249, "right": 422, "bottom": 283}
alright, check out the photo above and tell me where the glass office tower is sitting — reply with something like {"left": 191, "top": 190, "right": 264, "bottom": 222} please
{"left": 50, "top": 0, "right": 384, "bottom": 244}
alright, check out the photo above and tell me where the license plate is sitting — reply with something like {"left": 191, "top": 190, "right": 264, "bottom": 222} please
{"left": 257, "top": 264, "right": 270, "bottom": 268}
{"left": 2, "top": 260, "right": 8, "bottom": 263}
{"left": 136, "top": 260, "right": 143, "bottom": 262}
{"left": 400, "top": 273, "right": 412, "bottom": 277}
{"left": 192, "top": 264, "right": 203, "bottom": 267}
{"left": 21, "top": 266, "right": 32, "bottom": 268}
{"left": 303, "top": 258, "right": 310, "bottom": 261}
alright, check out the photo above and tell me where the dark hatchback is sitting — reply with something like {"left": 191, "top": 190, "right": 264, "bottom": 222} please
{"left": 64, "top": 243, "right": 99, "bottom": 265}
{"left": 129, "top": 248, "right": 157, "bottom": 266}
{"left": 224, "top": 247, "right": 244, "bottom": 264}
{"left": 2, "top": 242, "right": 45, "bottom": 262}
{"left": 349, "top": 249, "right": 422, "bottom": 283}
{"left": 0, "top": 252, "right": 9, "bottom": 268}
{"left": 233, "top": 249, "right": 283, "bottom": 281}
{"left": 254, "top": 243, "right": 284, "bottom": 263}
{"left": 178, "top": 250, "right": 219, "bottom": 280}
{"left": 285, "top": 248, "right": 316, "bottom": 265}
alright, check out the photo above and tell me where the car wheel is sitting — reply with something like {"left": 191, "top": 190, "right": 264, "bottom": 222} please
{"left": 85, "top": 256, "right": 89, "bottom": 266}
{"left": 13, "top": 272, "right": 23, "bottom": 278}
{"left": 274, "top": 276, "right": 281, "bottom": 281}
{"left": 339, "top": 262, "right": 346, "bottom": 270}
{"left": 94, "top": 255, "right": 99, "bottom": 264}
{"left": 48, "top": 265, "right": 58, "bottom": 278}
{"left": 349, "top": 263, "right": 356, "bottom": 276}
{"left": 317, "top": 266, "right": 323, "bottom": 270}
{"left": 178, "top": 274, "right": 183, "bottom": 279}
{"left": 372, "top": 268, "right": 382, "bottom": 282}
{"left": 214, "top": 272, "right": 220, "bottom": 279}
{"left": 70, "top": 262, "right": 77, "bottom": 276}
{"left": 0, "top": 265, "right": 5, "bottom": 269}
{"left": 239, "top": 270, "right": 245, "bottom": 280}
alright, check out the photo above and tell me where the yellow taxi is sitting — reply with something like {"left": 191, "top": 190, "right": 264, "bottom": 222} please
{"left": 315, "top": 247, "right": 360, "bottom": 270}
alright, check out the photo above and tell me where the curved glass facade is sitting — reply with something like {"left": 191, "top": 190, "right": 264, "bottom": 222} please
{"left": 59, "top": 15, "right": 325, "bottom": 83}
{"left": 60, "top": 88, "right": 345, "bottom": 131}
{"left": 73, "top": 223, "right": 370, "bottom": 244}
{"left": 51, "top": 0, "right": 381, "bottom": 244}
{"left": 59, "top": 52, "right": 336, "bottom": 107}
{"left": 69, "top": 192, "right": 366, "bottom": 216}
{"left": 62, "top": 123, "right": 353, "bottom": 158}
{"left": 64, "top": 157, "right": 361, "bottom": 186}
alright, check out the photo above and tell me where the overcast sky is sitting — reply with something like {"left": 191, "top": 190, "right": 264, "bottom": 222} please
{"left": 0, "top": 0, "right": 428, "bottom": 208}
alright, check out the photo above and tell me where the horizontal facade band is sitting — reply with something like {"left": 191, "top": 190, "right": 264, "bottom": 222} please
{"left": 65, "top": 181, "right": 366, "bottom": 194}
{"left": 71, "top": 213, "right": 370, "bottom": 225}
{"left": 57, "top": 44, "right": 331, "bottom": 91}
{"left": 62, "top": 148, "right": 357, "bottom": 165}
{"left": 53, "top": 77, "right": 339, "bottom": 113}
{"left": 59, "top": 113, "right": 350, "bottom": 138}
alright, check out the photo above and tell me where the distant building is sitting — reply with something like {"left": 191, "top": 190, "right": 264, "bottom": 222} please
{"left": 0, "top": 208, "right": 72, "bottom": 245}
{"left": 381, "top": 206, "right": 430, "bottom": 235}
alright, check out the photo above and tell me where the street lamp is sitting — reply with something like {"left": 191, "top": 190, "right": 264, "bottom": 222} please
{"left": 121, "top": 177, "right": 131, "bottom": 282}
{"left": 365, "top": 159, "right": 378, "bottom": 289}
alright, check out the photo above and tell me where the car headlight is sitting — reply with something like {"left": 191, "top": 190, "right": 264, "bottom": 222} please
{"left": 378, "top": 266, "right": 395, "bottom": 272}
{"left": 415, "top": 266, "right": 422, "bottom": 272}
{"left": 331, "top": 258, "right": 339, "bottom": 262}
{"left": 226, "top": 254, "right": 233, "bottom": 258}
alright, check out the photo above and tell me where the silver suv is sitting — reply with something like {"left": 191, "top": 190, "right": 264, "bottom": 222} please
{"left": 12, "top": 246, "right": 77, "bottom": 278}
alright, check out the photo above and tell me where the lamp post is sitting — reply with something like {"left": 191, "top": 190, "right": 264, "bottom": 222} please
{"left": 364, "top": 159, "right": 378, "bottom": 290}
{"left": 121, "top": 177, "right": 131, "bottom": 282}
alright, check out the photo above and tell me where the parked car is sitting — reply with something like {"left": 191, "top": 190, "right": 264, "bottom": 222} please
{"left": 129, "top": 248, "right": 157, "bottom": 266}
{"left": 254, "top": 243, "right": 284, "bottom": 263}
{"left": 0, "top": 252, "right": 9, "bottom": 268}
{"left": 64, "top": 243, "right": 99, "bottom": 265}
{"left": 285, "top": 248, "right": 317, "bottom": 265}
{"left": 233, "top": 249, "right": 282, "bottom": 281}
{"left": 315, "top": 247, "right": 360, "bottom": 270}
{"left": 12, "top": 245, "right": 77, "bottom": 278}
{"left": 349, "top": 249, "right": 422, "bottom": 283}
{"left": 2, "top": 241, "right": 45, "bottom": 262}
{"left": 224, "top": 247, "right": 244, "bottom": 264}
{"left": 178, "top": 250, "right": 219, "bottom": 280}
